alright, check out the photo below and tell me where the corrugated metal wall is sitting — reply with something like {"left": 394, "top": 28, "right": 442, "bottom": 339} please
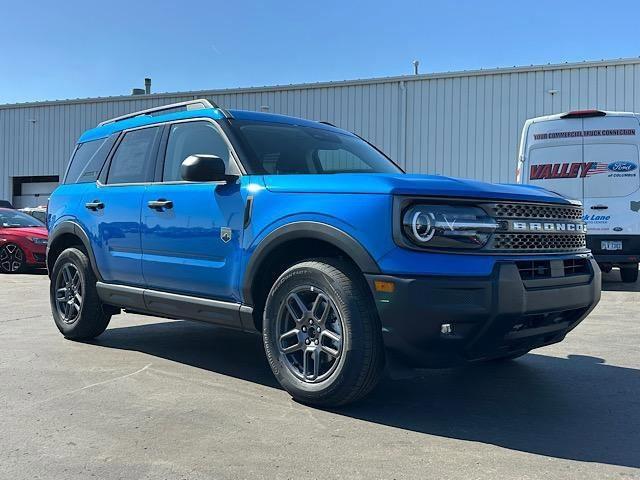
{"left": 2, "top": 58, "right": 640, "bottom": 201}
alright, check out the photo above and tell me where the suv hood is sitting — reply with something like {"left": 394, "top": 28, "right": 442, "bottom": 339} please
{"left": 263, "top": 173, "right": 578, "bottom": 205}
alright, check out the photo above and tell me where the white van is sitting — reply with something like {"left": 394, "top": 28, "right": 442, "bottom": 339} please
{"left": 517, "top": 110, "right": 640, "bottom": 283}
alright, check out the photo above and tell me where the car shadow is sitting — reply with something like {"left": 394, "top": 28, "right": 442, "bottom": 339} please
{"left": 94, "top": 320, "right": 640, "bottom": 469}
{"left": 601, "top": 268, "right": 640, "bottom": 292}
{"left": 26, "top": 268, "right": 48, "bottom": 276}
{"left": 342, "top": 354, "right": 640, "bottom": 469}
{"left": 93, "top": 320, "right": 280, "bottom": 388}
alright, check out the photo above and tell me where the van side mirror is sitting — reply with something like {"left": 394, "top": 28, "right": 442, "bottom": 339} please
{"left": 180, "top": 154, "right": 237, "bottom": 182}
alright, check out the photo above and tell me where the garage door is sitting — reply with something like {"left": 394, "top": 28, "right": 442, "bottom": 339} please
{"left": 12, "top": 176, "right": 59, "bottom": 208}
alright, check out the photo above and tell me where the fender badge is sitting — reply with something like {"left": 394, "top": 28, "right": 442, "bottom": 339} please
{"left": 220, "top": 227, "right": 232, "bottom": 243}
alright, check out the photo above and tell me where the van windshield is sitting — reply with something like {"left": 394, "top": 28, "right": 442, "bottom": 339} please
{"left": 229, "top": 120, "right": 403, "bottom": 175}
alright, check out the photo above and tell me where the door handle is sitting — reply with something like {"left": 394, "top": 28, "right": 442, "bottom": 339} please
{"left": 85, "top": 201, "right": 104, "bottom": 211}
{"left": 147, "top": 199, "right": 174, "bottom": 210}
{"left": 590, "top": 205, "right": 608, "bottom": 210}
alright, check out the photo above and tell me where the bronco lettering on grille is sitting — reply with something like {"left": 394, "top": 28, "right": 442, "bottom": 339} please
{"left": 512, "top": 221, "right": 586, "bottom": 233}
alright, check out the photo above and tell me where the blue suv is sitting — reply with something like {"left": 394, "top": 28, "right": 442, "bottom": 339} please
{"left": 47, "top": 99, "right": 601, "bottom": 406}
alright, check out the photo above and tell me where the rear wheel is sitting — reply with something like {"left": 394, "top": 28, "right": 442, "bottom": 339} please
{"left": 0, "top": 243, "right": 25, "bottom": 273}
{"left": 50, "top": 247, "right": 111, "bottom": 339}
{"left": 263, "top": 259, "right": 384, "bottom": 407}
{"left": 620, "top": 264, "right": 639, "bottom": 283}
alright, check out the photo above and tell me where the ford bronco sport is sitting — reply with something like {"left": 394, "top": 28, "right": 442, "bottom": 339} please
{"left": 47, "top": 99, "right": 601, "bottom": 406}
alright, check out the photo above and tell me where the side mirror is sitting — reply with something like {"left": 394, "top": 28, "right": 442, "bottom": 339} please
{"left": 180, "top": 154, "right": 237, "bottom": 182}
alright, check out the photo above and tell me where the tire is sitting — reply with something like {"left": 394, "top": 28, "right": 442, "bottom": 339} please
{"left": 263, "top": 258, "right": 384, "bottom": 407}
{"left": 620, "top": 264, "right": 639, "bottom": 283}
{"left": 0, "top": 243, "right": 26, "bottom": 273}
{"left": 49, "top": 247, "right": 111, "bottom": 340}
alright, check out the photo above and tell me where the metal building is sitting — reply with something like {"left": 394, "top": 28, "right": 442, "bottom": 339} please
{"left": 2, "top": 57, "right": 640, "bottom": 207}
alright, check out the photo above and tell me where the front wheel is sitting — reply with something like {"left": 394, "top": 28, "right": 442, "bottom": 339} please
{"left": 50, "top": 247, "right": 111, "bottom": 340}
{"left": 263, "top": 259, "right": 384, "bottom": 407}
{"left": 620, "top": 264, "right": 639, "bottom": 283}
{"left": 0, "top": 243, "right": 26, "bottom": 273}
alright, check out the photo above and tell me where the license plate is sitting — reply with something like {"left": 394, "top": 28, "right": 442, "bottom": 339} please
{"left": 601, "top": 240, "right": 623, "bottom": 251}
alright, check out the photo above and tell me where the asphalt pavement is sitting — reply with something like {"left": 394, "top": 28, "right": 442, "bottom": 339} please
{"left": 0, "top": 270, "right": 638, "bottom": 479}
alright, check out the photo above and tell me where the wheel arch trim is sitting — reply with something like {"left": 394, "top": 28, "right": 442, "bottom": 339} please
{"left": 242, "top": 221, "right": 380, "bottom": 306}
{"left": 47, "top": 221, "right": 102, "bottom": 280}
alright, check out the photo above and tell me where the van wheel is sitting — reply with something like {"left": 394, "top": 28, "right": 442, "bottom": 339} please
{"left": 50, "top": 247, "right": 111, "bottom": 340}
{"left": 620, "top": 264, "right": 639, "bottom": 283}
{"left": 263, "top": 259, "right": 384, "bottom": 407}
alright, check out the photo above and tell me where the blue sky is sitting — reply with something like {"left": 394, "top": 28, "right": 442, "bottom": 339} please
{"left": 1, "top": 0, "right": 639, "bottom": 104}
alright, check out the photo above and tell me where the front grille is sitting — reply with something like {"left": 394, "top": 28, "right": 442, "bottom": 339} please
{"left": 563, "top": 258, "right": 589, "bottom": 276}
{"left": 483, "top": 202, "right": 587, "bottom": 253}
{"left": 516, "top": 258, "right": 590, "bottom": 280}
{"left": 491, "top": 233, "right": 586, "bottom": 252}
{"left": 489, "top": 203, "right": 583, "bottom": 220}
{"left": 516, "top": 260, "right": 552, "bottom": 280}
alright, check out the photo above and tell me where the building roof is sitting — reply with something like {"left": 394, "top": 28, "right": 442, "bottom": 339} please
{"left": 3, "top": 57, "right": 640, "bottom": 110}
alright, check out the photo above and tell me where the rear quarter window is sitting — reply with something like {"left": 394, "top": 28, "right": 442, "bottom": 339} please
{"left": 64, "top": 135, "right": 117, "bottom": 184}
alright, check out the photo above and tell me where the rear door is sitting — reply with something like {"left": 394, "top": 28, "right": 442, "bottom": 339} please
{"left": 523, "top": 118, "right": 584, "bottom": 201}
{"left": 80, "top": 126, "right": 161, "bottom": 286}
{"left": 582, "top": 115, "right": 640, "bottom": 236}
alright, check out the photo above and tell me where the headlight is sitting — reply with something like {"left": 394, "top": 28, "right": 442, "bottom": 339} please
{"left": 30, "top": 237, "right": 48, "bottom": 246}
{"left": 402, "top": 204, "right": 498, "bottom": 249}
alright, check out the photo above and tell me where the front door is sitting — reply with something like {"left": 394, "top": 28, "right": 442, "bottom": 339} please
{"left": 141, "top": 120, "right": 245, "bottom": 302}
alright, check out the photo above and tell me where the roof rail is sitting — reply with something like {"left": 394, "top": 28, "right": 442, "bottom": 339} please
{"left": 97, "top": 99, "right": 221, "bottom": 127}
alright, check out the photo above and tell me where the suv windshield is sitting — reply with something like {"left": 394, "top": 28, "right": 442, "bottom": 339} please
{"left": 230, "top": 120, "right": 403, "bottom": 175}
{"left": 0, "top": 210, "right": 45, "bottom": 228}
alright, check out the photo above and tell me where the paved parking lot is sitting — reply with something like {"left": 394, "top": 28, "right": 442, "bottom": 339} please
{"left": 0, "top": 271, "right": 638, "bottom": 480}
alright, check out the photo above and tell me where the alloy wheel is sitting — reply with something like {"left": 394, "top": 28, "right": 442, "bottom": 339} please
{"left": 0, "top": 244, "right": 24, "bottom": 273}
{"left": 276, "top": 285, "right": 345, "bottom": 383}
{"left": 54, "top": 263, "right": 83, "bottom": 324}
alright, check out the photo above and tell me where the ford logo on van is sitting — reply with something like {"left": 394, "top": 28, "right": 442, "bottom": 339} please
{"left": 607, "top": 161, "right": 637, "bottom": 172}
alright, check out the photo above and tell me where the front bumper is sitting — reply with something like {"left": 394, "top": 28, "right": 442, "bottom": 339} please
{"left": 365, "top": 256, "right": 601, "bottom": 368}
{"left": 25, "top": 245, "right": 47, "bottom": 266}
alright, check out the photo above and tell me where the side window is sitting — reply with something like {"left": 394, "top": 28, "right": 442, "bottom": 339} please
{"left": 316, "top": 149, "right": 373, "bottom": 172}
{"left": 64, "top": 135, "right": 116, "bottom": 184}
{"left": 163, "top": 121, "right": 232, "bottom": 182}
{"left": 106, "top": 127, "right": 161, "bottom": 184}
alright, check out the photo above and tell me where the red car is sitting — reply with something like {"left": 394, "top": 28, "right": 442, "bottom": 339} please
{"left": 0, "top": 208, "right": 48, "bottom": 273}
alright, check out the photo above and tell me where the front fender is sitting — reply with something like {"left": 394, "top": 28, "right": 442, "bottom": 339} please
{"left": 241, "top": 221, "right": 380, "bottom": 306}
